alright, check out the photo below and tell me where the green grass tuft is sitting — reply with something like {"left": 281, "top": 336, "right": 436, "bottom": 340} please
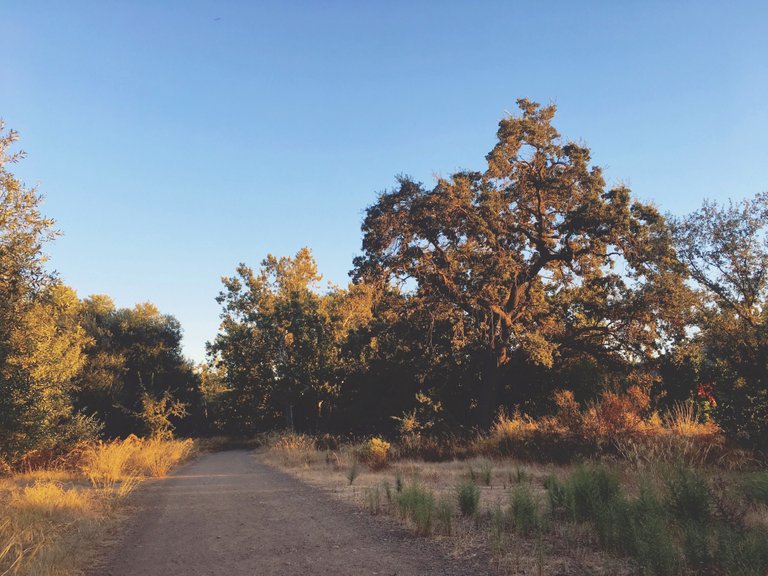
{"left": 456, "top": 478, "right": 480, "bottom": 516}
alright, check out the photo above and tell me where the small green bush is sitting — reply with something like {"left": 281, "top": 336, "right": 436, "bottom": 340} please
{"left": 510, "top": 485, "right": 540, "bottom": 535}
{"left": 398, "top": 483, "right": 435, "bottom": 536}
{"left": 490, "top": 504, "right": 511, "bottom": 554}
{"left": 457, "top": 478, "right": 480, "bottom": 516}
{"left": 717, "top": 525, "right": 768, "bottom": 576}
{"left": 742, "top": 472, "right": 768, "bottom": 506}
{"left": 682, "top": 519, "right": 713, "bottom": 571}
{"left": 625, "top": 487, "right": 679, "bottom": 576}
{"left": 543, "top": 473, "right": 567, "bottom": 513}
{"left": 566, "top": 464, "right": 621, "bottom": 521}
{"left": 667, "top": 468, "right": 711, "bottom": 523}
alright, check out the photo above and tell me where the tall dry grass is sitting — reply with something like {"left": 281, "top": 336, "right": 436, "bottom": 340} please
{"left": 0, "top": 437, "right": 195, "bottom": 576}
{"left": 81, "top": 436, "right": 194, "bottom": 491}
{"left": 477, "top": 396, "right": 724, "bottom": 465}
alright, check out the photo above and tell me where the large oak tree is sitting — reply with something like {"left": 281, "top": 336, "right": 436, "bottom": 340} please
{"left": 354, "top": 100, "right": 683, "bottom": 424}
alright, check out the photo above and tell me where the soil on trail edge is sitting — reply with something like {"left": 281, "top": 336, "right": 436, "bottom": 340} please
{"left": 90, "top": 450, "right": 489, "bottom": 576}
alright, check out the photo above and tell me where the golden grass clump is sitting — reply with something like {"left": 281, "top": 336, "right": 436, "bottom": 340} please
{"left": 270, "top": 433, "right": 318, "bottom": 467}
{"left": 129, "top": 437, "right": 194, "bottom": 477}
{"left": 11, "top": 481, "right": 94, "bottom": 519}
{"left": 81, "top": 436, "right": 195, "bottom": 491}
{"left": 81, "top": 436, "right": 141, "bottom": 492}
{"left": 1, "top": 437, "right": 195, "bottom": 575}
{"left": 0, "top": 478, "right": 104, "bottom": 575}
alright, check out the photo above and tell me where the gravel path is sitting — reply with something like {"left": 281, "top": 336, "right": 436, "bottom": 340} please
{"left": 92, "top": 450, "right": 489, "bottom": 576}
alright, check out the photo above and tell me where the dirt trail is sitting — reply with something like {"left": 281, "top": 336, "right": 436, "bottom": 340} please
{"left": 92, "top": 450, "right": 489, "bottom": 576}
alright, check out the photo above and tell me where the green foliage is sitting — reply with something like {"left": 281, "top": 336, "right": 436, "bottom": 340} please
{"left": 543, "top": 474, "right": 567, "bottom": 513}
{"left": 397, "top": 483, "right": 435, "bottom": 536}
{"left": 742, "top": 472, "right": 768, "bottom": 505}
{"left": 74, "top": 297, "right": 201, "bottom": 439}
{"left": 208, "top": 248, "right": 360, "bottom": 434}
{"left": 0, "top": 124, "right": 91, "bottom": 462}
{"left": 716, "top": 525, "right": 768, "bottom": 576}
{"left": 141, "top": 391, "right": 188, "bottom": 440}
{"left": 354, "top": 99, "right": 684, "bottom": 424}
{"left": 565, "top": 465, "right": 621, "bottom": 522}
{"left": 667, "top": 468, "right": 711, "bottom": 523}
{"left": 674, "top": 194, "right": 768, "bottom": 448}
{"left": 541, "top": 463, "right": 768, "bottom": 576}
{"left": 510, "top": 485, "right": 540, "bottom": 536}
{"left": 544, "top": 466, "right": 680, "bottom": 575}
{"left": 456, "top": 478, "right": 480, "bottom": 516}
{"left": 512, "top": 466, "right": 529, "bottom": 484}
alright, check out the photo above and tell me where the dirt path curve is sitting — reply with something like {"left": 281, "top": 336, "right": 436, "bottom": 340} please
{"left": 92, "top": 450, "right": 489, "bottom": 576}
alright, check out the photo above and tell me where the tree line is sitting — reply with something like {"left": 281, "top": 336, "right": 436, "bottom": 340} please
{"left": 2, "top": 100, "right": 767, "bottom": 466}
{"left": 0, "top": 124, "right": 201, "bottom": 466}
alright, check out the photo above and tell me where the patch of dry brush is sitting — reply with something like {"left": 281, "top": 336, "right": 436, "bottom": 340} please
{"left": 0, "top": 437, "right": 194, "bottom": 576}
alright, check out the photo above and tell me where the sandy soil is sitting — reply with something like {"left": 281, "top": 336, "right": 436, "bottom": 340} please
{"left": 90, "top": 450, "right": 490, "bottom": 576}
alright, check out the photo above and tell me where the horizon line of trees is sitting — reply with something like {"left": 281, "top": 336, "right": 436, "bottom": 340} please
{"left": 206, "top": 100, "right": 768, "bottom": 449}
{"left": 2, "top": 100, "right": 767, "bottom": 466}
{"left": 0, "top": 123, "right": 202, "bottom": 466}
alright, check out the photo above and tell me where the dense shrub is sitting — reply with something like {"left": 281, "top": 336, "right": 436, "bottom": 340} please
{"left": 667, "top": 468, "right": 711, "bottom": 523}
{"left": 742, "top": 472, "right": 768, "bottom": 505}
{"left": 510, "top": 485, "right": 540, "bottom": 535}
{"left": 397, "top": 483, "right": 435, "bottom": 536}
{"left": 357, "top": 438, "right": 391, "bottom": 470}
{"left": 456, "top": 478, "right": 480, "bottom": 516}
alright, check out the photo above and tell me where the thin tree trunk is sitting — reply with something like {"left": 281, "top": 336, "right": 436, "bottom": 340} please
{"left": 476, "top": 350, "right": 503, "bottom": 428}
{"left": 285, "top": 402, "right": 294, "bottom": 431}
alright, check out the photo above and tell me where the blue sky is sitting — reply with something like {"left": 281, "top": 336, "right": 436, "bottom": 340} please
{"left": 2, "top": 1, "right": 767, "bottom": 362}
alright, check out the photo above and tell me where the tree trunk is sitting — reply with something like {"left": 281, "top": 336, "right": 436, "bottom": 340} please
{"left": 285, "top": 402, "right": 294, "bottom": 431}
{"left": 476, "top": 349, "right": 503, "bottom": 428}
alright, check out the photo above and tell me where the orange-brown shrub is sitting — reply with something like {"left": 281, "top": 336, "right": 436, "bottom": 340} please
{"left": 479, "top": 392, "right": 724, "bottom": 463}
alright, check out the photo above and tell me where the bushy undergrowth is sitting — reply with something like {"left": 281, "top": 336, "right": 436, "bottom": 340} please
{"left": 742, "top": 471, "right": 768, "bottom": 505}
{"left": 270, "top": 433, "right": 318, "bottom": 467}
{"left": 357, "top": 438, "right": 391, "bottom": 471}
{"left": 541, "top": 463, "right": 768, "bottom": 575}
{"left": 456, "top": 478, "right": 480, "bottom": 516}
{"left": 265, "top": 430, "right": 766, "bottom": 575}
{"left": 397, "top": 483, "right": 435, "bottom": 536}
{"left": 477, "top": 397, "right": 723, "bottom": 465}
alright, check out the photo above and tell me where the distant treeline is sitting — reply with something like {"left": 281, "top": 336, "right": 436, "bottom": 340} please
{"left": 2, "top": 100, "right": 767, "bottom": 466}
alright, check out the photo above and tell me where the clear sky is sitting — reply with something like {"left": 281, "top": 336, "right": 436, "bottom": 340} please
{"left": 2, "top": 1, "right": 766, "bottom": 362}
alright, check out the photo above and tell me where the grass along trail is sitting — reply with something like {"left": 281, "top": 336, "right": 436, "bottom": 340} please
{"left": 92, "top": 450, "right": 489, "bottom": 576}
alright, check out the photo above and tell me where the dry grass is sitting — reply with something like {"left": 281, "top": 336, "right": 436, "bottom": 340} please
{"left": 260, "top": 437, "right": 631, "bottom": 575}
{"left": 476, "top": 397, "right": 724, "bottom": 466}
{"left": 81, "top": 436, "right": 194, "bottom": 492}
{"left": 261, "top": 432, "right": 768, "bottom": 576}
{"left": 0, "top": 437, "right": 195, "bottom": 576}
{"left": 269, "top": 433, "right": 320, "bottom": 468}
